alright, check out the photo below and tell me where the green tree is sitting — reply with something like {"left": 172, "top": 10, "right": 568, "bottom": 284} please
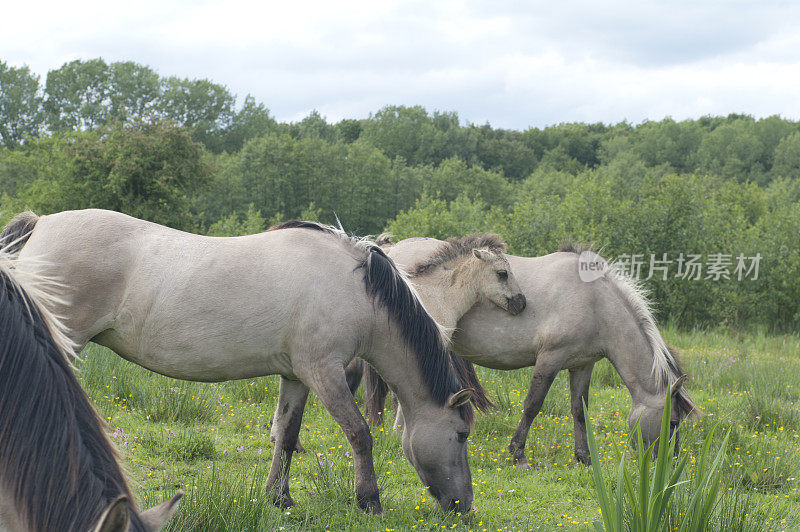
{"left": 159, "top": 76, "right": 235, "bottom": 150}
{"left": 107, "top": 61, "right": 162, "bottom": 123}
{"left": 0, "top": 61, "right": 43, "bottom": 147}
{"left": 771, "top": 131, "right": 800, "bottom": 180}
{"left": 219, "top": 95, "right": 277, "bottom": 153}
{"left": 44, "top": 58, "right": 113, "bottom": 131}
{"left": 18, "top": 122, "right": 211, "bottom": 230}
{"left": 207, "top": 204, "right": 266, "bottom": 236}
{"left": 360, "top": 105, "right": 437, "bottom": 165}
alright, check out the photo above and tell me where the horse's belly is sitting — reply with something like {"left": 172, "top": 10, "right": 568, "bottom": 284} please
{"left": 94, "top": 329, "right": 295, "bottom": 382}
{"left": 454, "top": 345, "right": 536, "bottom": 370}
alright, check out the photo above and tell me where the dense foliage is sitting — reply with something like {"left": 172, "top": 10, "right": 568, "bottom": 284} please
{"left": 1, "top": 58, "right": 798, "bottom": 329}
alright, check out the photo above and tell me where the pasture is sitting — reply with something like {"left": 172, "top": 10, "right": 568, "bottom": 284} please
{"left": 76, "top": 328, "right": 800, "bottom": 531}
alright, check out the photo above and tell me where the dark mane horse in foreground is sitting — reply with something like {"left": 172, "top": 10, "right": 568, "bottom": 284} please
{"left": 2, "top": 209, "right": 490, "bottom": 514}
{"left": 0, "top": 250, "right": 182, "bottom": 531}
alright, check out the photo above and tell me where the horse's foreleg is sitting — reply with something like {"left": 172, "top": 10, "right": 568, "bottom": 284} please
{"left": 569, "top": 363, "right": 594, "bottom": 466}
{"left": 308, "top": 366, "right": 383, "bottom": 515}
{"left": 266, "top": 377, "right": 309, "bottom": 508}
{"left": 508, "top": 356, "right": 561, "bottom": 469}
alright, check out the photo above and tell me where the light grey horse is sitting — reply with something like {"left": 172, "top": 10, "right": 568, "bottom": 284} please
{"left": 0, "top": 249, "right": 183, "bottom": 532}
{"left": 364, "top": 237, "right": 699, "bottom": 467}
{"left": 2, "top": 210, "right": 488, "bottom": 514}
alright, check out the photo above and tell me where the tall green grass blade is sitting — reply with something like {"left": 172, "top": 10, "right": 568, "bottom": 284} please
{"left": 584, "top": 401, "right": 616, "bottom": 532}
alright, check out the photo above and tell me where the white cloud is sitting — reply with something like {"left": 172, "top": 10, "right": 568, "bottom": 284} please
{"left": 2, "top": 0, "right": 799, "bottom": 129}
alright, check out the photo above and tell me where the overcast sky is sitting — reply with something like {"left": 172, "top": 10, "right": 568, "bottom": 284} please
{"left": 2, "top": 0, "right": 799, "bottom": 130}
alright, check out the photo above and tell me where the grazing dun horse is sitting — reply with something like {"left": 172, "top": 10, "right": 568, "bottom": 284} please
{"left": 0, "top": 249, "right": 182, "bottom": 531}
{"left": 346, "top": 233, "right": 527, "bottom": 424}
{"left": 364, "top": 237, "right": 699, "bottom": 467}
{"left": 1, "top": 210, "right": 488, "bottom": 514}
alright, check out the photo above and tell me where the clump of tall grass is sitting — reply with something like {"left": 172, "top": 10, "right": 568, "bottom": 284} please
{"left": 139, "top": 430, "right": 218, "bottom": 462}
{"left": 585, "top": 392, "right": 729, "bottom": 531}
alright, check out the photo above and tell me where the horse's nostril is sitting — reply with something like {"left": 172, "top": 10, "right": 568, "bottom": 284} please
{"left": 508, "top": 294, "right": 526, "bottom": 314}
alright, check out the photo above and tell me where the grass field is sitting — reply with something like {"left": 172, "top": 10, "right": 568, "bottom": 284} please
{"left": 74, "top": 328, "right": 800, "bottom": 531}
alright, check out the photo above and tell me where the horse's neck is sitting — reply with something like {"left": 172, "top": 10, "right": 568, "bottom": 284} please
{"left": 363, "top": 333, "right": 438, "bottom": 425}
{"left": 412, "top": 262, "right": 480, "bottom": 330}
{"left": 603, "top": 316, "right": 663, "bottom": 406}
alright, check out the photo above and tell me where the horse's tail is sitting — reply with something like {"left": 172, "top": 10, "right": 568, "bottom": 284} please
{"left": 364, "top": 353, "right": 495, "bottom": 426}
{"left": 0, "top": 210, "right": 39, "bottom": 255}
{"left": 0, "top": 220, "right": 77, "bottom": 360}
{"left": 363, "top": 362, "right": 390, "bottom": 426}
{"left": 449, "top": 353, "right": 495, "bottom": 413}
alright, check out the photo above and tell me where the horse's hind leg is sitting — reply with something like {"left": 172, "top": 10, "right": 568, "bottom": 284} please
{"left": 508, "top": 353, "right": 562, "bottom": 469}
{"left": 344, "top": 358, "right": 363, "bottom": 395}
{"left": 266, "top": 377, "right": 309, "bottom": 508}
{"left": 569, "top": 363, "right": 594, "bottom": 466}
{"left": 306, "top": 364, "right": 383, "bottom": 515}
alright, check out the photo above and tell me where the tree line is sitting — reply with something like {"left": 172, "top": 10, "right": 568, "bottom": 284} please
{"left": 1, "top": 58, "right": 798, "bottom": 330}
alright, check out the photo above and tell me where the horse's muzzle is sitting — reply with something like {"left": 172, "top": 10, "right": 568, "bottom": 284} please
{"left": 506, "top": 294, "right": 527, "bottom": 315}
{"left": 445, "top": 496, "right": 473, "bottom": 514}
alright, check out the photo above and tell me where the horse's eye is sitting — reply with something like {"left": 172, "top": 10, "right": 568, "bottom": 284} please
{"left": 497, "top": 271, "right": 508, "bottom": 281}
{"left": 456, "top": 432, "right": 469, "bottom": 443}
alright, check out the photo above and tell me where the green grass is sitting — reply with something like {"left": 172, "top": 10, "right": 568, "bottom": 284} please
{"left": 74, "top": 328, "right": 800, "bottom": 531}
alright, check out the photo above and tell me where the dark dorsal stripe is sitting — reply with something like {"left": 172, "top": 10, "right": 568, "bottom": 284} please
{"left": 0, "top": 272, "right": 146, "bottom": 531}
{"left": 412, "top": 233, "right": 507, "bottom": 276}
{"left": 268, "top": 220, "right": 335, "bottom": 233}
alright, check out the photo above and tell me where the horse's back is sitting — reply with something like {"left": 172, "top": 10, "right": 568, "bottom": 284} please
{"left": 19, "top": 209, "right": 374, "bottom": 380}
{"left": 453, "top": 252, "right": 607, "bottom": 368}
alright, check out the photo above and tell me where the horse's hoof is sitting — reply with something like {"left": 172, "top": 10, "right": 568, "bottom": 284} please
{"left": 514, "top": 456, "right": 531, "bottom": 469}
{"left": 508, "top": 444, "right": 530, "bottom": 469}
{"left": 295, "top": 441, "right": 306, "bottom": 453}
{"left": 271, "top": 492, "right": 295, "bottom": 509}
{"left": 357, "top": 494, "right": 383, "bottom": 515}
{"left": 575, "top": 453, "right": 591, "bottom": 466}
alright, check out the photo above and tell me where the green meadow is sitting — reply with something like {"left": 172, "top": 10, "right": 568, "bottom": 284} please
{"left": 75, "top": 328, "right": 800, "bottom": 531}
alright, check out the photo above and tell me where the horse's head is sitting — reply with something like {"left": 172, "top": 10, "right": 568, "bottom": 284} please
{"left": 628, "top": 375, "right": 691, "bottom": 452}
{"left": 401, "top": 389, "right": 474, "bottom": 514}
{"left": 470, "top": 249, "right": 526, "bottom": 315}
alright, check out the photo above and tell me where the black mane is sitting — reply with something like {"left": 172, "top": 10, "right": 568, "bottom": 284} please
{"left": 360, "top": 246, "right": 477, "bottom": 423}
{"left": 557, "top": 240, "right": 594, "bottom": 254}
{"left": 0, "top": 269, "right": 145, "bottom": 531}
{"left": 413, "top": 234, "right": 507, "bottom": 276}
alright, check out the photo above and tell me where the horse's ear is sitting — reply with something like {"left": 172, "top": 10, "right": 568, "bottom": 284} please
{"left": 140, "top": 491, "right": 183, "bottom": 531}
{"left": 93, "top": 495, "right": 129, "bottom": 532}
{"left": 447, "top": 388, "right": 474, "bottom": 408}
{"left": 671, "top": 374, "right": 687, "bottom": 397}
{"left": 472, "top": 249, "right": 493, "bottom": 261}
